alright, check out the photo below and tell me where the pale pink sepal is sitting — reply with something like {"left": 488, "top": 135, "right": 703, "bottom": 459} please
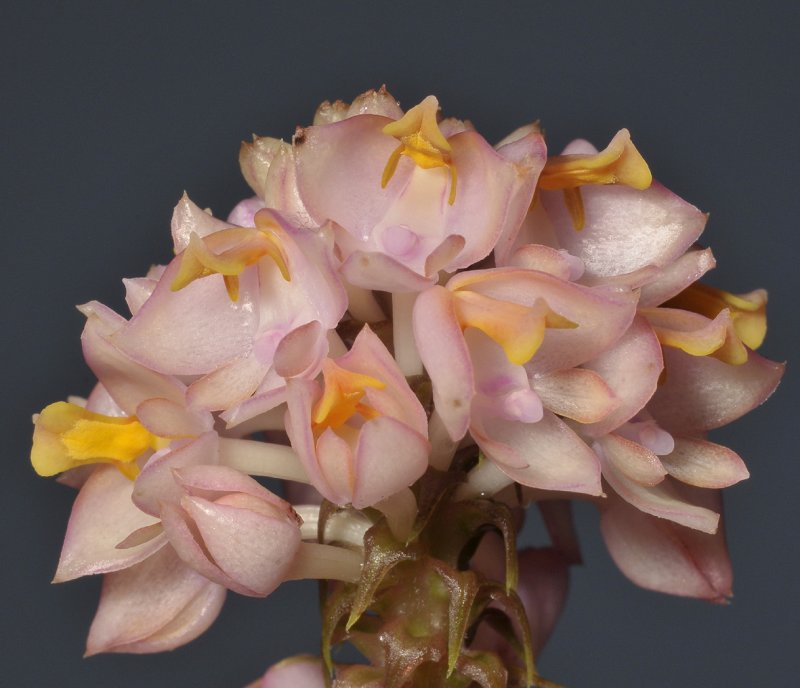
{"left": 471, "top": 410, "right": 603, "bottom": 496}
{"left": 253, "top": 656, "right": 326, "bottom": 688}
{"left": 581, "top": 315, "right": 663, "bottom": 438}
{"left": 227, "top": 196, "right": 267, "bottom": 228}
{"left": 123, "top": 277, "right": 158, "bottom": 316}
{"left": 600, "top": 452, "right": 719, "bottom": 533}
{"left": 352, "top": 416, "right": 430, "bottom": 509}
{"left": 413, "top": 285, "right": 474, "bottom": 441}
{"left": 113, "top": 257, "right": 260, "bottom": 376}
{"left": 648, "top": 347, "right": 785, "bottom": 432}
{"left": 132, "top": 431, "right": 220, "bottom": 517}
{"left": 81, "top": 305, "right": 186, "bottom": 416}
{"left": 538, "top": 178, "right": 707, "bottom": 279}
{"left": 54, "top": 466, "right": 166, "bottom": 582}
{"left": 595, "top": 433, "right": 667, "bottom": 486}
{"left": 600, "top": 489, "right": 732, "bottom": 602}
{"left": 180, "top": 493, "right": 300, "bottom": 596}
{"left": 86, "top": 546, "right": 226, "bottom": 655}
{"left": 506, "top": 244, "right": 584, "bottom": 281}
{"left": 135, "top": 397, "right": 213, "bottom": 438}
{"left": 160, "top": 465, "right": 301, "bottom": 596}
{"left": 171, "top": 193, "right": 231, "bottom": 253}
{"left": 531, "top": 368, "right": 618, "bottom": 424}
{"left": 638, "top": 247, "right": 717, "bottom": 307}
{"left": 660, "top": 437, "right": 749, "bottom": 488}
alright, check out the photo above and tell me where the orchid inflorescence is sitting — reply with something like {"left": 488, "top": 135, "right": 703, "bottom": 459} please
{"left": 32, "top": 87, "right": 783, "bottom": 688}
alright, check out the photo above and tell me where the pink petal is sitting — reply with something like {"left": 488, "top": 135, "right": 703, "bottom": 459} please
{"left": 471, "top": 410, "right": 602, "bottom": 495}
{"left": 55, "top": 466, "right": 165, "bottom": 582}
{"left": 580, "top": 315, "right": 663, "bottom": 437}
{"left": 638, "top": 247, "right": 717, "bottom": 307}
{"left": 342, "top": 325, "right": 429, "bottom": 436}
{"left": 171, "top": 193, "right": 232, "bottom": 253}
{"left": 539, "top": 180, "right": 707, "bottom": 279}
{"left": 132, "top": 432, "right": 220, "bottom": 516}
{"left": 648, "top": 347, "right": 785, "bottom": 432}
{"left": 596, "top": 434, "right": 667, "bottom": 486}
{"left": 81, "top": 309, "right": 186, "bottom": 416}
{"left": 181, "top": 494, "right": 301, "bottom": 596}
{"left": 315, "top": 427, "right": 356, "bottom": 505}
{"left": 227, "top": 196, "right": 267, "bottom": 227}
{"left": 114, "top": 257, "right": 260, "bottom": 375}
{"left": 600, "top": 454, "right": 719, "bottom": 533}
{"left": 352, "top": 417, "right": 430, "bottom": 509}
{"left": 239, "top": 137, "right": 315, "bottom": 227}
{"left": 506, "top": 244, "right": 584, "bottom": 281}
{"left": 273, "top": 321, "right": 327, "bottom": 378}
{"left": 86, "top": 546, "right": 225, "bottom": 655}
{"left": 660, "top": 437, "right": 749, "bottom": 488}
{"left": 135, "top": 397, "right": 213, "bottom": 437}
{"left": 123, "top": 277, "right": 158, "bottom": 316}
{"left": 187, "top": 352, "right": 272, "bottom": 412}
{"left": 413, "top": 286, "right": 474, "bottom": 441}
{"left": 160, "top": 501, "right": 258, "bottom": 596}
{"left": 599, "top": 489, "right": 732, "bottom": 601}
{"left": 295, "top": 114, "right": 404, "bottom": 231}
{"left": 174, "top": 464, "right": 293, "bottom": 507}
{"left": 531, "top": 368, "right": 618, "bottom": 423}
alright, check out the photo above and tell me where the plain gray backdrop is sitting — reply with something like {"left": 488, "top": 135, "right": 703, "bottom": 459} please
{"left": 2, "top": 2, "right": 798, "bottom": 686}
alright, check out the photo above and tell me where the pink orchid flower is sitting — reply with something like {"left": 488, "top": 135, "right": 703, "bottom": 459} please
{"left": 285, "top": 325, "right": 430, "bottom": 509}
{"left": 414, "top": 267, "right": 639, "bottom": 495}
{"left": 110, "top": 198, "right": 347, "bottom": 425}
{"left": 271, "top": 89, "right": 548, "bottom": 291}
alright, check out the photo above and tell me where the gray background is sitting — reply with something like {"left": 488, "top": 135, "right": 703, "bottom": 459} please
{"left": 2, "top": 2, "right": 798, "bottom": 686}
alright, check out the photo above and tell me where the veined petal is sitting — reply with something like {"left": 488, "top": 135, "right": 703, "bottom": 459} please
{"left": 54, "top": 466, "right": 166, "bottom": 582}
{"left": 660, "top": 437, "right": 750, "bottom": 488}
{"left": 352, "top": 416, "right": 430, "bottom": 509}
{"left": 600, "top": 452, "right": 719, "bottom": 533}
{"left": 581, "top": 315, "right": 663, "bottom": 437}
{"left": 171, "top": 193, "right": 231, "bottom": 253}
{"left": 255, "top": 656, "right": 327, "bottom": 688}
{"left": 596, "top": 434, "right": 667, "bottom": 487}
{"left": 531, "top": 368, "right": 618, "bottom": 424}
{"left": 471, "top": 410, "right": 603, "bottom": 495}
{"left": 86, "top": 546, "right": 225, "bottom": 655}
{"left": 538, "top": 180, "right": 707, "bottom": 279}
{"left": 600, "top": 490, "right": 732, "bottom": 601}
{"left": 113, "top": 256, "right": 260, "bottom": 376}
{"left": 638, "top": 247, "right": 717, "bottom": 307}
{"left": 413, "top": 286, "right": 474, "bottom": 441}
{"left": 648, "top": 347, "right": 784, "bottom": 432}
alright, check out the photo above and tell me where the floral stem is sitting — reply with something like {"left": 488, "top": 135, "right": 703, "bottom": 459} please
{"left": 294, "top": 505, "right": 371, "bottom": 548}
{"left": 373, "top": 488, "right": 417, "bottom": 542}
{"left": 392, "top": 291, "right": 423, "bottom": 376}
{"left": 428, "top": 410, "right": 458, "bottom": 470}
{"left": 455, "top": 458, "right": 514, "bottom": 501}
{"left": 218, "top": 438, "right": 309, "bottom": 483}
{"left": 345, "top": 282, "right": 386, "bottom": 322}
{"left": 285, "top": 542, "right": 362, "bottom": 583}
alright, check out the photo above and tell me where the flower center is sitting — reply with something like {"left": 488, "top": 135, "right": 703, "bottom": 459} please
{"left": 381, "top": 96, "right": 458, "bottom": 205}
{"left": 312, "top": 359, "right": 386, "bottom": 435}
{"left": 171, "top": 210, "right": 290, "bottom": 301}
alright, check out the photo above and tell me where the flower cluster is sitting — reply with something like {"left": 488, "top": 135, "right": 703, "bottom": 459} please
{"left": 32, "top": 87, "right": 783, "bottom": 687}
